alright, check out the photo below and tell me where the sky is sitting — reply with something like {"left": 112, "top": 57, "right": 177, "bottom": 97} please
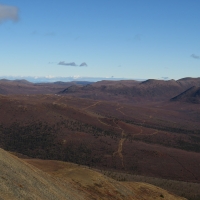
{"left": 1, "top": 0, "right": 200, "bottom": 81}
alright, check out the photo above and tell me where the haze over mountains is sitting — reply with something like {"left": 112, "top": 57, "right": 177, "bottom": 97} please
{"left": 0, "top": 76, "right": 140, "bottom": 83}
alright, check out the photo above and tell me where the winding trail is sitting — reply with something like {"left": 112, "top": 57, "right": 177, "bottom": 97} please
{"left": 49, "top": 98, "right": 196, "bottom": 182}
{"left": 116, "top": 105, "right": 127, "bottom": 116}
{"left": 53, "top": 96, "right": 65, "bottom": 104}
{"left": 97, "top": 118, "right": 113, "bottom": 128}
{"left": 113, "top": 104, "right": 163, "bottom": 169}
{"left": 82, "top": 101, "right": 161, "bottom": 169}
{"left": 81, "top": 101, "right": 127, "bottom": 168}
{"left": 113, "top": 119, "right": 126, "bottom": 168}
{"left": 82, "top": 101, "right": 101, "bottom": 110}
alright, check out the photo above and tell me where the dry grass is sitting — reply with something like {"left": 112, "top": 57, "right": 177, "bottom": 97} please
{"left": 23, "top": 157, "right": 186, "bottom": 200}
{"left": 1, "top": 148, "right": 187, "bottom": 199}
{"left": 100, "top": 169, "right": 200, "bottom": 200}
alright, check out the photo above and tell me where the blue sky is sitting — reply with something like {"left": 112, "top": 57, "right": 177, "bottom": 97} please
{"left": 1, "top": 0, "right": 200, "bottom": 80}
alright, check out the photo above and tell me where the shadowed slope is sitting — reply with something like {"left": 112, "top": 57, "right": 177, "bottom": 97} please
{"left": 171, "top": 86, "right": 200, "bottom": 103}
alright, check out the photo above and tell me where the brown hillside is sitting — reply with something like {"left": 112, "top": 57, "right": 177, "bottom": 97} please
{"left": 59, "top": 77, "right": 200, "bottom": 102}
{"left": 177, "top": 77, "right": 200, "bottom": 87}
{"left": 171, "top": 86, "right": 200, "bottom": 104}
{"left": 1, "top": 77, "right": 200, "bottom": 102}
{"left": 0, "top": 148, "right": 84, "bottom": 200}
{"left": 0, "top": 148, "right": 186, "bottom": 200}
{"left": 1, "top": 94, "right": 200, "bottom": 184}
{"left": 0, "top": 79, "right": 77, "bottom": 95}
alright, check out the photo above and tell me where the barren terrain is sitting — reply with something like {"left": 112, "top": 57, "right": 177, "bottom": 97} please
{"left": 1, "top": 78, "right": 200, "bottom": 199}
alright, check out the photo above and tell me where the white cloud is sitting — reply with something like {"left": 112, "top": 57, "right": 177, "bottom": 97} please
{"left": 0, "top": 4, "right": 18, "bottom": 22}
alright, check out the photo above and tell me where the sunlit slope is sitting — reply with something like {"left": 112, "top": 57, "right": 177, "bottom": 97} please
{"left": 24, "top": 158, "right": 186, "bottom": 200}
{"left": 0, "top": 148, "right": 84, "bottom": 200}
{"left": 0, "top": 148, "right": 186, "bottom": 200}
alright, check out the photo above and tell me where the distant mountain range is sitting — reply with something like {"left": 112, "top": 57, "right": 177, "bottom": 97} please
{"left": 1, "top": 77, "right": 200, "bottom": 102}
{"left": 59, "top": 77, "right": 200, "bottom": 102}
{"left": 0, "top": 76, "right": 145, "bottom": 83}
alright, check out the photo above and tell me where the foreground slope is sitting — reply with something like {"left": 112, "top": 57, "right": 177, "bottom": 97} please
{"left": 0, "top": 148, "right": 185, "bottom": 200}
{"left": 0, "top": 148, "right": 83, "bottom": 200}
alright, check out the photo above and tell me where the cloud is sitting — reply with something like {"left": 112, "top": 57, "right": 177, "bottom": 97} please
{"left": 79, "top": 62, "right": 87, "bottom": 67}
{"left": 0, "top": 4, "right": 18, "bottom": 22}
{"left": 58, "top": 61, "right": 88, "bottom": 67}
{"left": 58, "top": 61, "right": 78, "bottom": 66}
{"left": 191, "top": 54, "right": 200, "bottom": 59}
